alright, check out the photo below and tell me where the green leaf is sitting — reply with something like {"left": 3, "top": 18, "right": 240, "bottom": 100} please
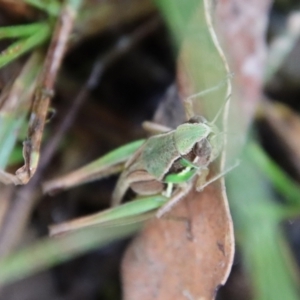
{"left": 0, "top": 23, "right": 51, "bottom": 69}
{"left": 0, "top": 222, "right": 141, "bottom": 286}
{"left": 227, "top": 140, "right": 300, "bottom": 300}
{"left": 0, "top": 23, "right": 47, "bottom": 39}
{"left": 50, "top": 195, "right": 168, "bottom": 235}
{"left": 247, "top": 142, "right": 300, "bottom": 207}
{"left": 23, "top": 0, "right": 61, "bottom": 16}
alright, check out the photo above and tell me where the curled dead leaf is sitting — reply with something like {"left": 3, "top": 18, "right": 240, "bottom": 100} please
{"left": 121, "top": 0, "right": 235, "bottom": 298}
{"left": 122, "top": 169, "right": 234, "bottom": 300}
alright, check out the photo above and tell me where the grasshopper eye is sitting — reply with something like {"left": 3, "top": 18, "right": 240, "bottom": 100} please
{"left": 188, "top": 115, "right": 207, "bottom": 124}
{"left": 193, "top": 139, "right": 211, "bottom": 158}
{"left": 192, "top": 139, "right": 212, "bottom": 166}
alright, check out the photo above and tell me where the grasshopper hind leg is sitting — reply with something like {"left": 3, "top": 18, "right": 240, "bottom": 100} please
{"left": 142, "top": 121, "right": 172, "bottom": 134}
{"left": 111, "top": 171, "right": 131, "bottom": 206}
{"left": 111, "top": 170, "right": 165, "bottom": 206}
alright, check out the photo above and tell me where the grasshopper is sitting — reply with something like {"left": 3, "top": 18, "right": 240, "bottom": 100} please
{"left": 112, "top": 113, "right": 224, "bottom": 218}
{"left": 110, "top": 80, "right": 233, "bottom": 217}
{"left": 43, "top": 82, "right": 233, "bottom": 234}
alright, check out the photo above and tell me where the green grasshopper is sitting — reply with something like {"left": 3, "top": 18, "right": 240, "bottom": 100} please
{"left": 44, "top": 84, "right": 231, "bottom": 234}
{"left": 112, "top": 113, "right": 224, "bottom": 218}
{"left": 112, "top": 81, "right": 232, "bottom": 217}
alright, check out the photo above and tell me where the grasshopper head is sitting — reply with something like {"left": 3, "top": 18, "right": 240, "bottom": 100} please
{"left": 178, "top": 115, "right": 223, "bottom": 166}
{"left": 174, "top": 118, "right": 211, "bottom": 155}
{"left": 192, "top": 137, "right": 212, "bottom": 166}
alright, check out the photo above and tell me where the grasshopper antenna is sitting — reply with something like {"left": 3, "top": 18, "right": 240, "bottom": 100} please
{"left": 187, "top": 73, "right": 233, "bottom": 102}
{"left": 211, "top": 93, "right": 231, "bottom": 125}
{"left": 184, "top": 73, "right": 234, "bottom": 120}
{"left": 196, "top": 159, "right": 240, "bottom": 192}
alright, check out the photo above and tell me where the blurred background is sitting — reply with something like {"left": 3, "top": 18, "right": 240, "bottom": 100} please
{"left": 0, "top": 0, "right": 300, "bottom": 299}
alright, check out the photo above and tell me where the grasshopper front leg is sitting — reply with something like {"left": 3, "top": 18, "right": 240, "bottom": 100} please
{"left": 155, "top": 182, "right": 193, "bottom": 218}
{"left": 155, "top": 167, "right": 212, "bottom": 218}
{"left": 157, "top": 161, "right": 239, "bottom": 218}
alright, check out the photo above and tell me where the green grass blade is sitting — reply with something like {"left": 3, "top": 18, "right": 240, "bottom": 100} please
{"left": 50, "top": 195, "right": 168, "bottom": 235}
{"left": 82, "top": 139, "right": 145, "bottom": 173}
{"left": 0, "top": 23, "right": 47, "bottom": 39}
{"left": 0, "top": 222, "right": 141, "bottom": 286}
{"left": 23, "top": 0, "right": 82, "bottom": 16}
{"left": 0, "top": 115, "right": 26, "bottom": 169}
{"left": 0, "top": 52, "right": 43, "bottom": 169}
{"left": 154, "top": 0, "right": 197, "bottom": 45}
{"left": 7, "top": 146, "right": 24, "bottom": 166}
{"left": 22, "top": 0, "right": 61, "bottom": 16}
{"left": 155, "top": 0, "right": 228, "bottom": 121}
{"left": 247, "top": 142, "right": 300, "bottom": 206}
{"left": 0, "top": 23, "right": 50, "bottom": 69}
{"left": 244, "top": 224, "right": 299, "bottom": 300}
{"left": 227, "top": 141, "right": 300, "bottom": 300}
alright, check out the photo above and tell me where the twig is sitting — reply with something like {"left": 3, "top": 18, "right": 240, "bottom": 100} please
{"left": 0, "top": 16, "right": 160, "bottom": 257}
{"left": 0, "top": 0, "right": 81, "bottom": 257}
{"left": 42, "top": 17, "right": 160, "bottom": 169}
{"left": 15, "top": 0, "right": 81, "bottom": 185}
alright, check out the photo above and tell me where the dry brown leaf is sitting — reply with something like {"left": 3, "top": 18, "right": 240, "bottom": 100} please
{"left": 215, "top": 0, "right": 272, "bottom": 151}
{"left": 121, "top": 0, "right": 275, "bottom": 295}
{"left": 121, "top": 1, "right": 234, "bottom": 298}
{"left": 126, "top": 0, "right": 272, "bottom": 296}
{"left": 122, "top": 174, "right": 233, "bottom": 300}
